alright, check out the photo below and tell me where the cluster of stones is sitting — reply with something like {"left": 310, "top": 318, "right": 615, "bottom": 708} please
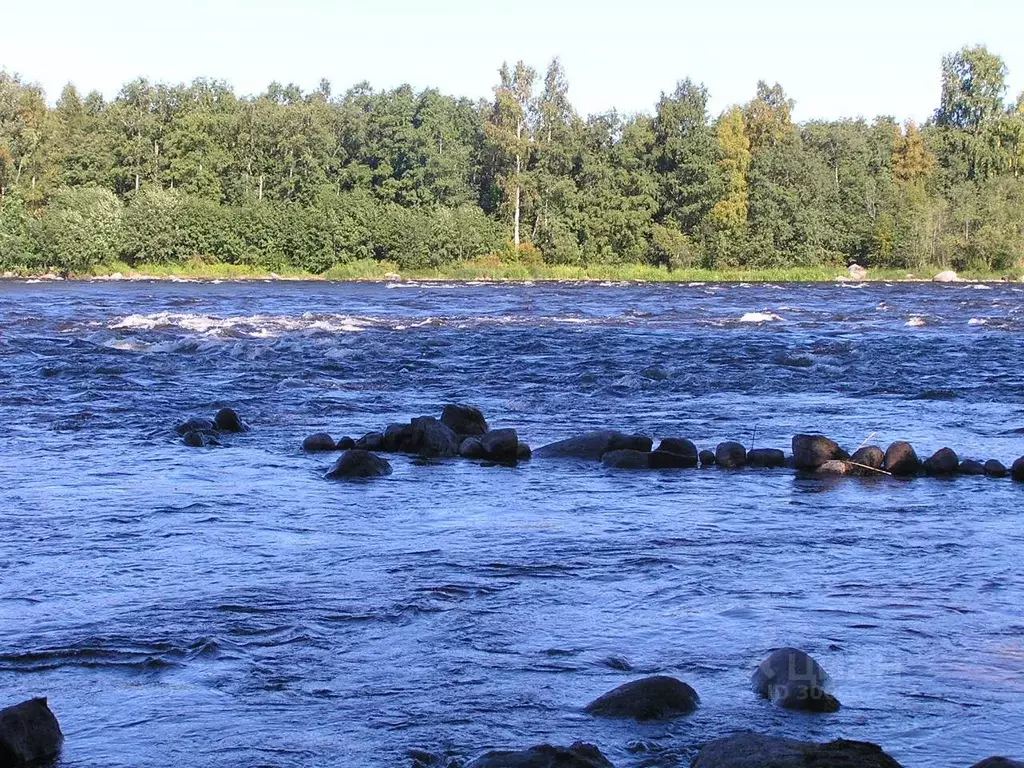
{"left": 304, "top": 404, "right": 532, "bottom": 479}
{"left": 175, "top": 407, "right": 250, "bottom": 447}
{"left": 452, "top": 647, "right": 1019, "bottom": 767}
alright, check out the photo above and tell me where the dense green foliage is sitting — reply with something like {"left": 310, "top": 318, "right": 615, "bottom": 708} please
{"left": 2, "top": 45, "right": 1024, "bottom": 276}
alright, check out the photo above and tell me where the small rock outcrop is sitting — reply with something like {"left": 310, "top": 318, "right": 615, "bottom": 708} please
{"left": 466, "top": 742, "right": 613, "bottom": 768}
{"left": 752, "top": 647, "right": 840, "bottom": 712}
{"left": 325, "top": 450, "right": 393, "bottom": 479}
{"left": 1012, "top": 457, "right": 1024, "bottom": 482}
{"left": 302, "top": 433, "right": 337, "bottom": 452}
{"left": 213, "top": 407, "right": 248, "bottom": 433}
{"left": 440, "top": 404, "right": 489, "bottom": 438}
{"left": 480, "top": 428, "right": 519, "bottom": 463}
{"left": 174, "top": 416, "right": 215, "bottom": 436}
{"left": 715, "top": 441, "right": 747, "bottom": 469}
{"left": 182, "top": 430, "right": 219, "bottom": 448}
{"left": 601, "top": 449, "right": 651, "bottom": 470}
{"left": 0, "top": 697, "right": 63, "bottom": 766}
{"left": 534, "top": 430, "right": 652, "bottom": 460}
{"left": 699, "top": 449, "right": 717, "bottom": 466}
{"left": 459, "top": 437, "right": 486, "bottom": 459}
{"left": 959, "top": 458, "right": 985, "bottom": 476}
{"left": 336, "top": 436, "right": 355, "bottom": 450}
{"left": 883, "top": 441, "right": 921, "bottom": 476}
{"left": 848, "top": 263, "right": 868, "bottom": 280}
{"left": 816, "top": 460, "right": 853, "bottom": 476}
{"left": 792, "top": 434, "right": 843, "bottom": 469}
{"left": 654, "top": 438, "right": 698, "bottom": 467}
{"left": 985, "top": 459, "right": 1008, "bottom": 478}
{"left": 584, "top": 675, "right": 699, "bottom": 720}
{"left": 924, "top": 447, "right": 959, "bottom": 476}
{"left": 850, "top": 445, "right": 885, "bottom": 473}
{"left": 968, "top": 759, "right": 1024, "bottom": 768}
{"left": 691, "top": 733, "right": 901, "bottom": 768}
{"left": 354, "top": 431, "right": 385, "bottom": 451}
{"left": 747, "top": 448, "right": 785, "bottom": 468}
{"left": 933, "top": 270, "right": 959, "bottom": 283}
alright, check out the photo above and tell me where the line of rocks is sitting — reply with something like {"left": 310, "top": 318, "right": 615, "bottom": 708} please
{"left": 448, "top": 647, "right": 1019, "bottom": 767}
{"left": 174, "top": 407, "right": 250, "bottom": 447}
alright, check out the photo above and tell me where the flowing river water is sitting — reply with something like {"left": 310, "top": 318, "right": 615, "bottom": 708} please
{"left": 1, "top": 279, "right": 1022, "bottom": 768}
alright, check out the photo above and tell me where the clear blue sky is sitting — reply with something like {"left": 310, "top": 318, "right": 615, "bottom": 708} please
{"left": 3, "top": 0, "right": 1022, "bottom": 123}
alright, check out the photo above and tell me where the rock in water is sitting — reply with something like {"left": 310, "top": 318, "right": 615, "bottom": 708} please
{"left": 655, "top": 438, "right": 698, "bottom": 466}
{"left": 959, "top": 459, "right": 985, "bottom": 476}
{"left": 792, "top": 434, "right": 843, "bottom": 469}
{"left": 691, "top": 733, "right": 902, "bottom": 768}
{"left": 336, "top": 436, "right": 355, "bottom": 451}
{"left": 382, "top": 422, "right": 415, "bottom": 452}
{"left": 516, "top": 443, "right": 532, "bottom": 461}
{"left": 968, "top": 759, "right": 1024, "bottom": 768}
{"left": 440, "top": 404, "right": 489, "bottom": 438}
{"left": 817, "top": 460, "right": 853, "bottom": 476}
{"left": 534, "top": 430, "right": 652, "bottom": 460}
{"left": 584, "top": 675, "right": 699, "bottom": 720}
{"left": 699, "top": 449, "right": 717, "bottom": 466}
{"left": 649, "top": 449, "right": 697, "bottom": 469}
{"left": 459, "top": 437, "right": 486, "bottom": 459}
{"left": 466, "top": 742, "right": 613, "bottom": 768}
{"left": 302, "top": 433, "right": 336, "bottom": 452}
{"left": 213, "top": 407, "right": 248, "bottom": 433}
{"left": 480, "top": 428, "right": 519, "bottom": 463}
{"left": 933, "top": 270, "right": 959, "bottom": 282}
{"left": 174, "top": 416, "right": 215, "bottom": 436}
{"left": 1012, "top": 457, "right": 1024, "bottom": 482}
{"left": 715, "top": 441, "right": 746, "bottom": 469}
{"left": 747, "top": 448, "right": 785, "bottom": 468}
{"left": 924, "top": 447, "right": 959, "bottom": 476}
{"left": 0, "top": 698, "right": 63, "bottom": 766}
{"left": 325, "top": 450, "right": 393, "bottom": 479}
{"left": 601, "top": 449, "right": 651, "bottom": 469}
{"left": 752, "top": 647, "right": 840, "bottom": 712}
{"left": 850, "top": 445, "right": 885, "bottom": 472}
{"left": 985, "top": 459, "right": 1008, "bottom": 478}
{"left": 408, "top": 416, "right": 461, "bottom": 457}
{"left": 354, "top": 431, "right": 385, "bottom": 451}
{"left": 883, "top": 441, "right": 921, "bottom": 476}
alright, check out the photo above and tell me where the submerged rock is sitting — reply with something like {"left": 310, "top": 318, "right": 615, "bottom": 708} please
{"left": 174, "top": 416, "right": 215, "bottom": 436}
{"left": 213, "top": 407, "right": 248, "bottom": 433}
{"left": 534, "top": 430, "right": 652, "bottom": 460}
{"left": 691, "top": 733, "right": 901, "bottom": 768}
{"left": 752, "top": 647, "right": 840, "bottom": 712}
{"left": 0, "top": 697, "right": 63, "bottom": 766}
{"left": 883, "top": 441, "right": 921, "bottom": 476}
{"left": 1012, "top": 457, "right": 1024, "bottom": 482}
{"left": 985, "top": 459, "right": 1008, "bottom": 478}
{"left": 440, "top": 403, "right": 489, "bottom": 438}
{"left": 601, "top": 449, "right": 651, "bottom": 470}
{"left": 924, "top": 447, "right": 959, "bottom": 476}
{"left": 959, "top": 459, "right": 986, "bottom": 476}
{"left": 747, "top": 448, "right": 786, "bottom": 468}
{"left": 792, "top": 434, "right": 843, "bottom": 469}
{"left": 302, "top": 433, "right": 337, "bottom": 452}
{"left": 325, "top": 450, "right": 392, "bottom": 479}
{"left": 466, "top": 742, "right": 613, "bottom": 768}
{"left": 584, "top": 675, "right": 699, "bottom": 720}
{"left": 715, "top": 441, "right": 747, "bottom": 469}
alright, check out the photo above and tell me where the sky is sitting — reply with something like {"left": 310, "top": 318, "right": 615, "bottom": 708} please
{"left": 2, "top": 0, "right": 1023, "bottom": 123}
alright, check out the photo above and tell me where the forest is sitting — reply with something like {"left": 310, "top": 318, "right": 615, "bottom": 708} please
{"left": 1, "top": 45, "right": 1023, "bottom": 278}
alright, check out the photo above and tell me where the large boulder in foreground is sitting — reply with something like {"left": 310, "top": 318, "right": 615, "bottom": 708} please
{"left": 534, "top": 430, "right": 652, "bottom": 460}
{"left": 715, "top": 441, "right": 747, "bottom": 469}
{"left": 325, "top": 450, "right": 392, "bottom": 479}
{"left": 584, "top": 675, "right": 698, "bottom": 720}
{"left": 0, "top": 698, "right": 63, "bottom": 766}
{"left": 752, "top": 647, "right": 840, "bottom": 712}
{"left": 883, "top": 441, "right": 922, "bottom": 476}
{"left": 691, "top": 733, "right": 901, "bottom": 768}
{"left": 792, "top": 434, "right": 843, "bottom": 469}
{"left": 440, "top": 404, "right": 489, "bottom": 438}
{"left": 467, "top": 743, "right": 613, "bottom": 768}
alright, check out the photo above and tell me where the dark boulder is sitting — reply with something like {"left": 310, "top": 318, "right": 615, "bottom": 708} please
{"left": 182, "top": 430, "right": 219, "bottom": 448}
{"left": 985, "top": 459, "right": 1008, "bottom": 478}
{"left": 408, "top": 416, "right": 460, "bottom": 458}
{"left": 0, "top": 697, "right": 63, "bottom": 766}
{"left": 213, "top": 407, "right": 248, "bottom": 433}
{"left": 1013, "top": 456, "right": 1024, "bottom": 482}
{"left": 174, "top": 416, "right": 215, "bottom": 436}
{"left": 656, "top": 438, "right": 698, "bottom": 463}
{"left": 440, "top": 404, "right": 489, "bottom": 438}
{"left": 325, "top": 450, "right": 392, "bottom": 479}
{"left": 752, "top": 647, "right": 840, "bottom": 712}
{"left": 460, "top": 437, "right": 487, "bottom": 460}
{"left": 924, "top": 447, "right": 959, "bottom": 476}
{"left": 969, "top": 759, "right": 1024, "bottom": 768}
{"left": 466, "top": 742, "right": 613, "bottom": 768}
{"left": 715, "top": 441, "right": 746, "bottom": 469}
{"left": 959, "top": 459, "right": 986, "bottom": 476}
{"left": 883, "top": 441, "right": 921, "bottom": 476}
{"left": 601, "top": 449, "right": 651, "bottom": 470}
{"left": 336, "top": 436, "right": 355, "bottom": 451}
{"left": 691, "top": 733, "right": 901, "bottom": 768}
{"left": 382, "top": 422, "right": 415, "bottom": 453}
{"left": 584, "top": 675, "right": 698, "bottom": 720}
{"left": 792, "top": 434, "right": 843, "bottom": 469}
{"left": 649, "top": 449, "right": 697, "bottom": 469}
{"left": 850, "top": 445, "right": 884, "bottom": 471}
{"left": 480, "top": 428, "right": 519, "bottom": 463}
{"left": 354, "top": 431, "right": 385, "bottom": 451}
{"left": 747, "top": 448, "right": 785, "bottom": 468}
{"left": 699, "top": 449, "right": 717, "bottom": 466}
{"left": 302, "top": 433, "right": 336, "bottom": 452}
{"left": 516, "top": 443, "right": 532, "bottom": 461}
{"left": 534, "top": 430, "right": 651, "bottom": 460}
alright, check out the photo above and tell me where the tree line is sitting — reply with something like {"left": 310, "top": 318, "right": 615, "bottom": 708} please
{"left": 1, "top": 45, "right": 1023, "bottom": 275}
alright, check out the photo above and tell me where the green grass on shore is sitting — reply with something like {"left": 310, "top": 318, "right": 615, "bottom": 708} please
{"left": 29, "top": 257, "right": 1019, "bottom": 284}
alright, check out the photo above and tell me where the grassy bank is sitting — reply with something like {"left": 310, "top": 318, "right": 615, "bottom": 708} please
{"left": 5, "top": 258, "right": 1021, "bottom": 283}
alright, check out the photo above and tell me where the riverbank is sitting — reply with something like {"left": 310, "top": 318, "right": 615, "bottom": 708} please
{"left": 2, "top": 258, "right": 1022, "bottom": 284}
